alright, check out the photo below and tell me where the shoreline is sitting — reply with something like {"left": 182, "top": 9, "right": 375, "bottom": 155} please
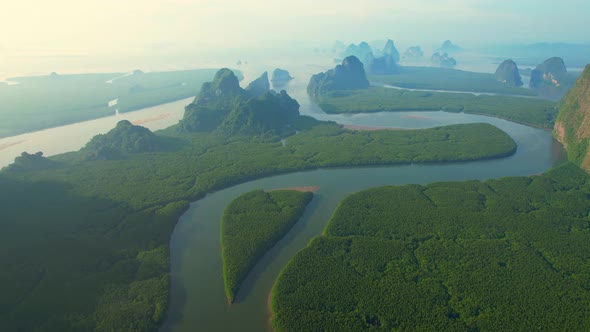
{"left": 132, "top": 113, "right": 171, "bottom": 125}
{"left": 342, "top": 124, "right": 407, "bottom": 131}
{"left": 0, "top": 97, "right": 192, "bottom": 140}
{"left": 266, "top": 289, "right": 274, "bottom": 332}
{"left": 267, "top": 185, "right": 320, "bottom": 192}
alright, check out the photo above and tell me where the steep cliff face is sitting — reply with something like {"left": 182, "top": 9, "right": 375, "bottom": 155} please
{"left": 554, "top": 64, "right": 590, "bottom": 171}
{"left": 307, "top": 56, "right": 370, "bottom": 96}
{"left": 494, "top": 60, "right": 523, "bottom": 87}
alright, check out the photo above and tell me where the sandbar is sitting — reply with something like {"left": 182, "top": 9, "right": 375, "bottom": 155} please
{"left": 132, "top": 113, "right": 171, "bottom": 125}
{"left": 267, "top": 186, "right": 320, "bottom": 193}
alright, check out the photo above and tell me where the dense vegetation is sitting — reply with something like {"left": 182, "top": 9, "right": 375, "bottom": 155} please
{"left": 0, "top": 69, "right": 239, "bottom": 137}
{"left": 221, "top": 190, "right": 313, "bottom": 303}
{"left": 272, "top": 163, "right": 590, "bottom": 331}
{"left": 0, "top": 67, "right": 520, "bottom": 331}
{"left": 554, "top": 64, "right": 590, "bottom": 170}
{"left": 82, "top": 120, "right": 161, "bottom": 160}
{"left": 315, "top": 86, "right": 557, "bottom": 128}
{"left": 0, "top": 117, "right": 516, "bottom": 331}
{"left": 370, "top": 66, "right": 534, "bottom": 95}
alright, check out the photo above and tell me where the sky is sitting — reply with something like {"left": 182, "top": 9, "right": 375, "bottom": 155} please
{"left": 0, "top": 0, "right": 590, "bottom": 54}
{"left": 1, "top": 0, "right": 588, "bottom": 58}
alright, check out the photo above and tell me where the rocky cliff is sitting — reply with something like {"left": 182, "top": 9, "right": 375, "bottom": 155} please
{"left": 494, "top": 60, "right": 523, "bottom": 87}
{"left": 307, "top": 56, "right": 370, "bottom": 96}
{"left": 554, "top": 64, "right": 590, "bottom": 171}
{"left": 180, "top": 68, "right": 300, "bottom": 137}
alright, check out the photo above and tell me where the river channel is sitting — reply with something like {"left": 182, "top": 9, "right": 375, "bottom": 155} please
{"left": 160, "top": 64, "right": 565, "bottom": 331}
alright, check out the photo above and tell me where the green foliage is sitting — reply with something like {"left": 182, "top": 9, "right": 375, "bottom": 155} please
{"left": 6, "top": 151, "right": 54, "bottom": 172}
{"left": 0, "top": 116, "right": 516, "bottom": 330}
{"left": 0, "top": 69, "right": 235, "bottom": 137}
{"left": 369, "top": 66, "right": 533, "bottom": 95}
{"left": 316, "top": 86, "right": 557, "bottom": 128}
{"left": 554, "top": 64, "right": 590, "bottom": 167}
{"left": 221, "top": 190, "right": 313, "bottom": 302}
{"left": 272, "top": 163, "right": 590, "bottom": 331}
{"left": 82, "top": 120, "right": 161, "bottom": 160}
{"left": 286, "top": 123, "right": 517, "bottom": 166}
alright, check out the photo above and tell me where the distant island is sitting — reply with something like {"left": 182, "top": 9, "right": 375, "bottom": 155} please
{"left": 403, "top": 46, "right": 424, "bottom": 60}
{"left": 271, "top": 68, "right": 294, "bottom": 84}
{"left": 307, "top": 55, "right": 369, "bottom": 96}
{"left": 494, "top": 59, "right": 524, "bottom": 86}
{"left": 431, "top": 52, "right": 457, "bottom": 67}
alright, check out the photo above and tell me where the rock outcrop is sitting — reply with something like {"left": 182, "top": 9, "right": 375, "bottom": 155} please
{"left": 553, "top": 64, "right": 590, "bottom": 171}
{"left": 271, "top": 68, "right": 294, "bottom": 86}
{"left": 439, "top": 40, "right": 461, "bottom": 53}
{"left": 244, "top": 72, "right": 270, "bottom": 99}
{"left": 494, "top": 60, "right": 523, "bottom": 87}
{"left": 403, "top": 46, "right": 424, "bottom": 60}
{"left": 431, "top": 52, "right": 457, "bottom": 68}
{"left": 307, "top": 56, "right": 370, "bottom": 96}
{"left": 179, "top": 68, "right": 301, "bottom": 137}
{"left": 367, "top": 39, "right": 399, "bottom": 74}
{"left": 341, "top": 42, "right": 373, "bottom": 65}
{"left": 529, "top": 57, "right": 575, "bottom": 99}
{"left": 529, "top": 57, "right": 568, "bottom": 89}
{"left": 180, "top": 68, "right": 244, "bottom": 132}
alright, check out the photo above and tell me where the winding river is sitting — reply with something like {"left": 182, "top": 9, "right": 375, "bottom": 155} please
{"left": 160, "top": 64, "right": 565, "bottom": 331}
{"left": 0, "top": 59, "right": 566, "bottom": 331}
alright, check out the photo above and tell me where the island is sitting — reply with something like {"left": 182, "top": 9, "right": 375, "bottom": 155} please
{"left": 431, "top": 52, "right": 457, "bottom": 68}
{"left": 221, "top": 189, "right": 313, "bottom": 303}
{"left": 554, "top": 64, "right": 590, "bottom": 170}
{"left": 310, "top": 59, "right": 556, "bottom": 128}
{"left": 271, "top": 68, "right": 294, "bottom": 85}
{"left": 494, "top": 59, "right": 524, "bottom": 86}
{"left": 529, "top": 57, "right": 576, "bottom": 99}
{"left": 403, "top": 46, "right": 424, "bottom": 60}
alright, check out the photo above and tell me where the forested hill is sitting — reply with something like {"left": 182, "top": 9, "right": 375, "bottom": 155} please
{"left": 81, "top": 120, "right": 161, "bottom": 160}
{"left": 554, "top": 64, "right": 590, "bottom": 171}
{"left": 179, "top": 68, "right": 300, "bottom": 137}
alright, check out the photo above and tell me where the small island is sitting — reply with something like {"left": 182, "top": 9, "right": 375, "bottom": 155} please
{"left": 494, "top": 59, "right": 524, "bottom": 86}
{"left": 431, "top": 52, "right": 457, "bottom": 68}
{"left": 271, "top": 68, "right": 294, "bottom": 85}
{"left": 221, "top": 189, "right": 313, "bottom": 303}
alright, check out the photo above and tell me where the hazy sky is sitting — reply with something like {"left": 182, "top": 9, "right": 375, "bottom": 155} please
{"left": 1, "top": 0, "right": 588, "bottom": 56}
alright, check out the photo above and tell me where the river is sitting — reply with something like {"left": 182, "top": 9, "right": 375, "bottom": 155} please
{"left": 160, "top": 62, "right": 565, "bottom": 331}
{"left": 0, "top": 55, "right": 566, "bottom": 331}
{"left": 0, "top": 97, "right": 191, "bottom": 168}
